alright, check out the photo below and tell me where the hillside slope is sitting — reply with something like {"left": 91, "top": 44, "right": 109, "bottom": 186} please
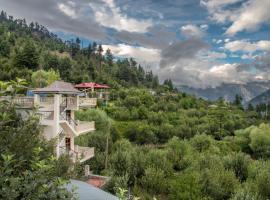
{"left": 248, "top": 88, "right": 270, "bottom": 106}
{"left": 0, "top": 10, "right": 159, "bottom": 89}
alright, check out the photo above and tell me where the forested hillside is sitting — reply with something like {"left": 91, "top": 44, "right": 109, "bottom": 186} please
{"left": 0, "top": 10, "right": 159, "bottom": 89}
{"left": 1, "top": 11, "right": 270, "bottom": 200}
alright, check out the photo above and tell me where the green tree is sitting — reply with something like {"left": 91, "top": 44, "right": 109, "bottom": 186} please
{"left": 31, "top": 69, "right": 60, "bottom": 88}
{"left": 105, "top": 48, "right": 113, "bottom": 66}
{"left": 13, "top": 40, "right": 39, "bottom": 69}
{"left": 169, "top": 172, "right": 205, "bottom": 200}
{"left": 0, "top": 83, "right": 73, "bottom": 199}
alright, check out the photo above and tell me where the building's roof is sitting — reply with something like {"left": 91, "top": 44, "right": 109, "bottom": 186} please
{"left": 66, "top": 179, "right": 118, "bottom": 200}
{"left": 33, "top": 81, "right": 80, "bottom": 94}
{"left": 75, "top": 82, "right": 110, "bottom": 89}
{"left": 86, "top": 175, "right": 110, "bottom": 188}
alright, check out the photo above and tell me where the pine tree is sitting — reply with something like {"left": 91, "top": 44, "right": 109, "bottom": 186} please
{"left": 13, "top": 40, "right": 39, "bottom": 69}
{"left": 105, "top": 48, "right": 113, "bottom": 66}
{"left": 97, "top": 44, "right": 103, "bottom": 72}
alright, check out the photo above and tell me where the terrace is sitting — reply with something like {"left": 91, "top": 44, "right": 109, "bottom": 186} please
{"left": 0, "top": 96, "right": 97, "bottom": 109}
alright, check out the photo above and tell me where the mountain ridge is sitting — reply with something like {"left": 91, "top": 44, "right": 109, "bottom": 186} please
{"left": 178, "top": 81, "right": 270, "bottom": 103}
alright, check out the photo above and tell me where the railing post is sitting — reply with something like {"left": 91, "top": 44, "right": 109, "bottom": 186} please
{"left": 85, "top": 165, "right": 90, "bottom": 177}
{"left": 34, "top": 94, "right": 40, "bottom": 107}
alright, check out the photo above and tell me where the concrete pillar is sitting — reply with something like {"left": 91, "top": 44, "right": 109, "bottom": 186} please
{"left": 54, "top": 94, "right": 61, "bottom": 158}
{"left": 76, "top": 95, "right": 79, "bottom": 110}
{"left": 85, "top": 165, "right": 90, "bottom": 177}
{"left": 33, "top": 94, "right": 40, "bottom": 107}
{"left": 70, "top": 136, "right": 75, "bottom": 152}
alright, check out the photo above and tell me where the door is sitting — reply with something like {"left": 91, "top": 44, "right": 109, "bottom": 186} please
{"left": 66, "top": 110, "right": 71, "bottom": 123}
{"left": 65, "top": 137, "right": 71, "bottom": 152}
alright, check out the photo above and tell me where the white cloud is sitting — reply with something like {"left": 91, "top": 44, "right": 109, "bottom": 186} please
{"left": 181, "top": 24, "right": 207, "bottom": 38}
{"left": 102, "top": 44, "right": 161, "bottom": 65}
{"left": 200, "top": 51, "right": 227, "bottom": 60}
{"left": 202, "top": 0, "right": 270, "bottom": 36}
{"left": 89, "top": 0, "right": 152, "bottom": 33}
{"left": 224, "top": 40, "right": 270, "bottom": 53}
{"left": 226, "top": 0, "right": 270, "bottom": 36}
{"left": 201, "top": 0, "right": 244, "bottom": 9}
{"left": 200, "top": 24, "right": 209, "bottom": 30}
{"left": 58, "top": 1, "right": 77, "bottom": 19}
{"left": 212, "top": 39, "right": 223, "bottom": 44}
{"left": 201, "top": 0, "right": 243, "bottom": 23}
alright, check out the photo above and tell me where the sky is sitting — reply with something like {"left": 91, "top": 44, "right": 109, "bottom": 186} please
{"left": 1, "top": 0, "right": 270, "bottom": 88}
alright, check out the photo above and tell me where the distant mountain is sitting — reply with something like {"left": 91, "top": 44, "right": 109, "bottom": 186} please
{"left": 248, "top": 88, "right": 270, "bottom": 106}
{"left": 178, "top": 81, "right": 270, "bottom": 103}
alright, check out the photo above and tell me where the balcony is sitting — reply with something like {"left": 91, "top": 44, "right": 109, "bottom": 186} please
{"left": 75, "top": 145, "right": 95, "bottom": 163}
{"left": 38, "top": 111, "right": 54, "bottom": 126}
{"left": 61, "top": 145, "right": 94, "bottom": 163}
{"left": 0, "top": 96, "right": 34, "bottom": 108}
{"left": 75, "top": 121, "right": 95, "bottom": 135}
{"left": 60, "top": 120, "right": 95, "bottom": 137}
{"left": 79, "top": 98, "right": 97, "bottom": 108}
{"left": 61, "top": 97, "right": 78, "bottom": 110}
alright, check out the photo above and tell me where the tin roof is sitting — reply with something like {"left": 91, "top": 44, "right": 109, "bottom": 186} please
{"left": 75, "top": 82, "right": 110, "bottom": 89}
{"left": 33, "top": 81, "right": 80, "bottom": 94}
{"left": 66, "top": 180, "right": 118, "bottom": 200}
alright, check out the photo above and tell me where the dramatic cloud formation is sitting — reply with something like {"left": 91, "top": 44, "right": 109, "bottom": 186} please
{"left": 0, "top": 0, "right": 107, "bottom": 40}
{"left": 226, "top": 0, "right": 270, "bottom": 36}
{"left": 158, "top": 38, "right": 234, "bottom": 88}
{"left": 202, "top": 0, "right": 270, "bottom": 36}
{"left": 1, "top": 0, "right": 270, "bottom": 88}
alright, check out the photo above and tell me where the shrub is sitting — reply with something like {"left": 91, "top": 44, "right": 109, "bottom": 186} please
{"left": 190, "top": 134, "right": 213, "bottom": 152}
{"left": 169, "top": 172, "right": 205, "bottom": 200}
{"left": 200, "top": 166, "right": 239, "bottom": 200}
{"left": 223, "top": 152, "right": 251, "bottom": 182}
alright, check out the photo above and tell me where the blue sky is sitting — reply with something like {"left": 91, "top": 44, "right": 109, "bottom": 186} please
{"left": 1, "top": 0, "right": 270, "bottom": 88}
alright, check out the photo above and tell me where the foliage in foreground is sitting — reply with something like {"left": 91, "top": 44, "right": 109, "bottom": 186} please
{"left": 0, "top": 100, "right": 74, "bottom": 199}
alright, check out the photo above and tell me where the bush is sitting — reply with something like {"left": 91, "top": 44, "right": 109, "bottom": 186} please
{"left": 124, "top": 123, "right": 157, "bottom": 145}
{"left": 223, "top": 152, "right": 251, "bottom": 182}
{"left": 190, "top": 134, "right": 213, "bottom": 152}
{"left": 200, "top": 166, "right": 239, "bottom": 200}
{"left": 169, "top": 172, "right": 205, "bottom": 200}
{"left": 76, "top": 108, "right": 111, "bottom": 133}
{"left": 140, "top": 167, "right": 166, "bottom": 194}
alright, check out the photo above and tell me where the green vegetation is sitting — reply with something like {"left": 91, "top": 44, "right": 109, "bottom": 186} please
{"left": 0, "top": 80, "right": 74, "bottom": 199}
{"left": 1, "top": 11, "right": 270, "bottom": 200}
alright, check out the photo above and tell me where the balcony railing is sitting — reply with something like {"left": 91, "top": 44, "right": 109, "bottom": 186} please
{"left": 39, "top": 97, "right": 54, "bottom": 106}
{"left": 75, "top": 145, "right": 95, "bottom": 163}
{"left": 75, "top": 121, "right": 95, "bottom": 135}
{"left": 0, "top": 96, "right": 98, "bottom": 109}
{"left": 59, "top": 145, "right": 94, "bottom": 163}
{"left": 61, "top": 97, "right": 78, "bottom": 110}
{"left": 0, "top": 96, "right": 34, "bottom": 108}
{"left": 79, "top": 98, "right": 97, "bottom": 107}
{"left": 38, "top": 111, "right": 54, "bottom": 121}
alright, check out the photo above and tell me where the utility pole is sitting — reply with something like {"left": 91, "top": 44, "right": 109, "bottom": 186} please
{"left": 105, "top": 132, "right": 109, "bottom": 170}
